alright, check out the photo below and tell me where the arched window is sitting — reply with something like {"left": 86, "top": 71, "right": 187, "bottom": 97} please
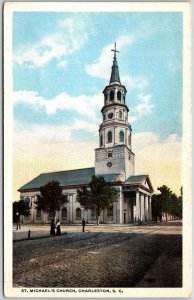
{"left": 107, "top": 131, "right": 112, "bottom": 143}
{"left": 107, "top": 205, "right": 114, "bottom": 219}
{"left": 110, "top": 91, "right": 114, "bottom": 102}
{"left": 62, "top": 207, "right": 67, "bottom": 219}
{"left": 105, "top": 93, "right": 108, "bottom": 101}
{"left": 117, "top": 91, "right": 121, "bottom": 101}
{"left": 49, "top": 211, "right": 54, "bottom": 218}
{"left": 100, "top": 134, "right": 103, "bottom": 146}
{"left": 76, "top": 208, "right": 82, "bottom": 220}
{"left": 91, "top": 210, "right": 96, "bottom": 220}
{"left": 36, "top": 209, "right": 41, "bottom": 218}
{"left": 119, "top": 110, "right": 123, "bottom": 120}
{"left": 119, "top": 131, "right": 124, "bottom": 142}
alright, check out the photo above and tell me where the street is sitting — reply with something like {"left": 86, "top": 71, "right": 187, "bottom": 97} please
{"left": 13, "top": 221, "right": 182, "bottom": 288}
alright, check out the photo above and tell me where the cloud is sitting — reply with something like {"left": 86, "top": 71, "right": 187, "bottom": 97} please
{"left": 85, "top": 35, "right": 134, "bottom": 81}
{"left": 14, "top": 90, "right": 45, "bottom": 107}
{"left": 133, "top": 132, "right": 182, "bottom": 195}
{"left": 13, "top": 17, "right": 88, "bottom": 68}
{"left": 72, "top": 120, "right": 98, "bottom": 134}
{"left": 130, "top": 93, "right": 155, "bottom": 122}
{"left": 57, "top": 60, "right": 68, "bottom": 69}
{"left": 14, "top": 90, "right": 103, "bottom": 120}
{"left": 13, "top": 89, "right": 154, "bottom": 135}
{"left": 13, "top": 122, "right": 98, "bottom": 199}
{"left": 13, "top": 119, "right": 98, "bottom": 164}
{"left": 133, "top": 131, "right": 159, "bottom": 151}
{"left": 13, "top": 120, "right": 99, "bottom": 187}
{"left": 122, "top": 75, "right": 149, "bottom": 90}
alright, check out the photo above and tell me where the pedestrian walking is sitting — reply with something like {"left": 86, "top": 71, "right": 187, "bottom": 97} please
{"left": 50, "top": 219, "right": 55, "bottom": 235}
{"left": 82, "top": 218, "right": 86, "bottom": 232}
{"left": 56, "top": 219, "right": 61, "bottom": 235}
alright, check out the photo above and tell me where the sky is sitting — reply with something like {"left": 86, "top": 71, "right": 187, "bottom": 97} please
{"left": 12, "top": 11, "right": 183, "bottom": 200}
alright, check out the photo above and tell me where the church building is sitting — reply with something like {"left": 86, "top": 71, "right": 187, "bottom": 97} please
{"left": 18, "top": 44, "right": 154, "bottom": 224}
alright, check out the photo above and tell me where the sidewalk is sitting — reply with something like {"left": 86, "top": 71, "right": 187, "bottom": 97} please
{"left": 12, "top": 223, "right": 125, "bottom": 241}
{"left": 13, "top": 224, "right": 95, "bottom": 241}
{"left": 13, "top": 220, "right": 181, "bottom": 241}
{"left": 13, "top": 228, "right": 57, "bottom": 241}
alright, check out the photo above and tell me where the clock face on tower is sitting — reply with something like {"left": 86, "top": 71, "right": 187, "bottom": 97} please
{"left": 108, "top": 112, "right": 113, "bottom": 119}
{"left": 106, "top": 161, "right": 112, "bottom": 167}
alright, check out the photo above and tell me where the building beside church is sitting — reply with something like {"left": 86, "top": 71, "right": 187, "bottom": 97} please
{"left": 18, "top": 44, "right": 154, "bottom": 224}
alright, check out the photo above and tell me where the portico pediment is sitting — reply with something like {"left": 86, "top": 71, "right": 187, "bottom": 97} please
{"left": 124, "top": 175, "right": 154, "bottom": 193}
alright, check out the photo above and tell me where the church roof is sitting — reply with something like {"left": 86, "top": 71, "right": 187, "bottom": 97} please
{"left": 125, "top": 175, "right": 147, "bottom": 184}
{"left": 95, "top": 173, "right": 119, "bottom": 182}
{"left": 125, "top": 175, "right": 154, "bottom": 192}
{"left": 18, "top": 168, "right": 122, "bottom": 192}
{"left": 110, "top": 55, "right": 120, "bottom": 84}
{"left": 18, "top": 167, "right": 95, "bottom": 191}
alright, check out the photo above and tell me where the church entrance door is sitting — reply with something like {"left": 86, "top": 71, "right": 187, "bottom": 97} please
{"left": 124, "top": 213, "right": 126, "bottom": 224}
{"left": 131, "top": 205, "right": 134, "bottom": 223}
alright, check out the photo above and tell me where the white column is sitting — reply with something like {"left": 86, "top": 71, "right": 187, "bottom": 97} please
{"left": 133, "top": 205, "right": 136, "bottom": 223}
{"left": 136, "top": 191, "right": 140, "bottom": 222}
{"left": 149, "top": 196, "right": 152, "bottom": 221}
{"left": 119, "top": 187, "right": 123, "bottom": 224}
{"left": 145, "top": 195, "right": 149, "bottom": 222}
{"left": 141, "top": 193, "right": 145, "bottom": 222}
{"left": 114, "top": 88, "right": 117, "bottom": 102}
{"left": 125, "top": 128, "right": 127, "bottom": 145}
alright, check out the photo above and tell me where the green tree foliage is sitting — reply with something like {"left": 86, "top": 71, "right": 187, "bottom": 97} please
{"left": 35, "top": 181, "right": 68, "bottom": 217}
{"left": 152, "top": 194, "right": 162, "bottom": 222}
{"left": 177, "top": 186, "right": 183, "bottom": 219}
{"left": 152, "top": 185, "right": 182, "bottom": 222}
{"left": 77, "top": 175, "right": 118, "bottom": 225}
{"left": 13, "top": 198, "right": 31, "bottom": 222}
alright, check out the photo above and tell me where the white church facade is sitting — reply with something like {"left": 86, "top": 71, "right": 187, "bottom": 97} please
{"left": 18, "top": 44, "right": 154, "bottom": 224}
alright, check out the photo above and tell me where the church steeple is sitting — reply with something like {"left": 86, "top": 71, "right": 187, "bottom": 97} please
{"left": 110, "top": 42, "right": 121, "bottom": 84}
{"left": 95, "top": 42, "right": 135, "bottom": 181}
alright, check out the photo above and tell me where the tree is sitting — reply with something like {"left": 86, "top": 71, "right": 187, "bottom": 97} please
{"left": 152, "top": 185, "right": 182, "bottom": 222}
{"left": 177, "top": 186, "right": 183, "bottom": 219}
{"left": 35, "top": 181, "right": 68, "bottom": 219}
{"left": 77, "top": 175, "right": 118, "bottom": 225}
{"left": 151, "top": 194, "right": 162, "bottom": 222}
{"left": 13, "top": 198, "right": 31, "bottom": 228}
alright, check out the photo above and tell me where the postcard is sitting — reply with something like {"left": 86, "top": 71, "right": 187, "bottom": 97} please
{"left": 4, "top": 1, "right": 192, "bottom": 298}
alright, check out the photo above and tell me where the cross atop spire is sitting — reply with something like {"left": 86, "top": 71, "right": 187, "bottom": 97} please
{"left": 111, "top": 42, "right": 119, "bottom": 58}
{"left": 110, "top": 42, "right": 121, "bottom": 84}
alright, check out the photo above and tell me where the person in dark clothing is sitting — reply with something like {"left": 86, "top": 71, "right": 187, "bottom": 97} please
{"left": 56, "top": 220, "right": 61, "bottom": 235}
{"left": 50, "top": 219, "right": 55, "bottom": 235}
{"left": 82, "top": 218, "right": 86, "bottom": 232}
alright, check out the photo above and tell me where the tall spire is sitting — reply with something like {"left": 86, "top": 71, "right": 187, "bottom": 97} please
{"left": 110, "top": 42, "right": 121, "bottom": 84}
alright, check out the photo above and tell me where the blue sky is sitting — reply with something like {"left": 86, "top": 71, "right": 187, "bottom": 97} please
{"left": 12, "top": 11, "right": 183, "bottom": 197}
